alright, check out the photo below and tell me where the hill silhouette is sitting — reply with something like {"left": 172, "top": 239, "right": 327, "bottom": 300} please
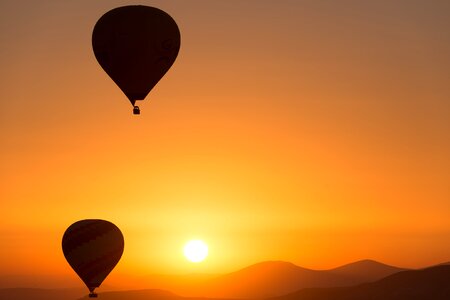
{"left": 78, "top": 289, "right": 182, "bottom": 300}
{"left": 72, "top": 265, "right": 449, "bottom": 300}
{"left": 199, "top": 260, "right": 405, "bottom": 298}
{"left": 272, "top": 265, "right": 450, "bottom": 300}
{"left": 2, "top": 264, "right": 448, "bottom": 300}
{"left": 203, "top": 261, "right": 343, "bottom": 298}
{"left": 328, "top": 259, "right": 407, "bottom": 283}
{"left": 0, "top": 287, "right": 85, "bottom": 300}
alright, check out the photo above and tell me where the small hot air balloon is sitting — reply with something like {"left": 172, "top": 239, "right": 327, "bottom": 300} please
{"left": 92, "top": 5, "right": 181, "bottom": 115}
{"left": 62, "top": 219, "right": 124, "bottom": 298}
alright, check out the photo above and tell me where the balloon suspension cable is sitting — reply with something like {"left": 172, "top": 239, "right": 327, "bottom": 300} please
{"left": 133, "top": 105, "right": 140, "bottom": 115}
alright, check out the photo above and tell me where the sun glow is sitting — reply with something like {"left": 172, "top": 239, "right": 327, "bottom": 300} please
{"left": 183, "top": 240, "right": 208, "bottom": 263}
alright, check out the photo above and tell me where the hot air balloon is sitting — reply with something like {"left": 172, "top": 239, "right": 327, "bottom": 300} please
{"left": 62, "top": 219, "right": 124, "bottom": 298}
{"left": 92, "top": 5, "right": 181, "bottom": 115}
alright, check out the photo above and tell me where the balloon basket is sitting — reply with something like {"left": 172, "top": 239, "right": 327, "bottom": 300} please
{"left": 89, "top": 292, "right": 98, "bottom": 298}
{"left": 133, "top": 106, "right": 140, "bottom": 115}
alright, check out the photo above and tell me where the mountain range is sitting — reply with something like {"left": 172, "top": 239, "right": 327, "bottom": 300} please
{"left": 73, "top": 265, "right": 450, "bottom": 300}
{"left": 271, "top": 265, "right": 450, "bottom": 300}
{"left": 138, "top": 259, "right": 406, "bottom": 298}
{"left": 1, "top": 260, "right": 448, "bottom": 300}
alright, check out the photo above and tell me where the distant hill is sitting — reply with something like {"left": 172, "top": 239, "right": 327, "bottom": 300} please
{"left": 272, "top": 265, "right": 450, "bottom": 300}
{"left": 0, "top": 287, "right": 85, "bottom": 300}
{"left": 78, "top": 289, "right": 183, "bottom": 300}
{"left": 328, "top": 259, "right": 407, "bottom": 283}
{"left": 199, "top": 260, "right": 406, "bottom": 298}
{"left": 202, "top": 261, "right": 343, "bottom": 298}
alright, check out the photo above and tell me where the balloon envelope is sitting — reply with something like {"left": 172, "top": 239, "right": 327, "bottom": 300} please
{"left": 92, "top": 5, "right": 181, "bottom": 106}
{"left": 62, "top": 219, "right": 124, "bottom": 295}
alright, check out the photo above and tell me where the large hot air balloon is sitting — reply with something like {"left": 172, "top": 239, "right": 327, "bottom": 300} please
{"left": 92, "top": 5, "right": 181, "bottom": 115}
{"left": 62, "top": 219, "right": 124, "bottom": 298}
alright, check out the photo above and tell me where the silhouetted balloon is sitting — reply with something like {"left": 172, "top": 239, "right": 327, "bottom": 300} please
{"left": 92, "top": 5, "right": 181, "bottom": 114}
{"left": 62, "top": 219, "right": 124, "bottom": 298}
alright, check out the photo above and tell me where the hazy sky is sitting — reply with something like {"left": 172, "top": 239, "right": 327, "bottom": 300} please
{"left": 1, "top": 0, "right": 449, "bottom": 288}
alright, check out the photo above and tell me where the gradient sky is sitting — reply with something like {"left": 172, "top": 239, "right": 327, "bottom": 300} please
{"left": 1, "top": 0, "right": 449, "bottom": 289}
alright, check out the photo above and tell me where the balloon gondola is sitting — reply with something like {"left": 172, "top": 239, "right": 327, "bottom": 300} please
{"left": 92, "top": 5, "right": 181, "bottom": 114}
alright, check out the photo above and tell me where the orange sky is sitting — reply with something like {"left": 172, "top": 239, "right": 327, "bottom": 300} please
{"left": 0, "top": 0, "right": 449, "bottom": 288}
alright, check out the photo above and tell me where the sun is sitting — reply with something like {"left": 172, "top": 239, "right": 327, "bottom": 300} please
{"left": 183, "top": 240, "right": 208, "bottom": 263}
